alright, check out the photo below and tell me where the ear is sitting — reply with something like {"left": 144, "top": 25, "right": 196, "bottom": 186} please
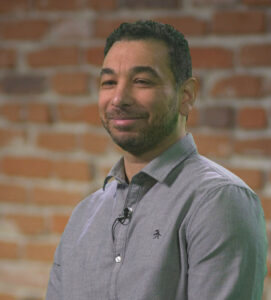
{"left": 179, "top": 77, "right": 198, "bottom": 117}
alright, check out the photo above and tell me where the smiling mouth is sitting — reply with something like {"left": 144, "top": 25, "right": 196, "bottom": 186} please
{"left": 106, "top": 116, "right": 148, "bottom": 130}
{"left": 110, "top": 116, "right": 144, "bottom": 120}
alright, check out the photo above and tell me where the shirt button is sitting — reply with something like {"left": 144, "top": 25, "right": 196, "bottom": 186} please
{"left": 115, "top": 255, "right": 122, "bottom": 263}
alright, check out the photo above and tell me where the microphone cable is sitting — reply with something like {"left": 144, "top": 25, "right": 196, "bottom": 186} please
{"left": 111, "top": 207, "right": 133, "bottom": 242}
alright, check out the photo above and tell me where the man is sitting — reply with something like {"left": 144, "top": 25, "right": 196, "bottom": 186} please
{"left": 46, "top": 20, "right": 267, "bottom": 300}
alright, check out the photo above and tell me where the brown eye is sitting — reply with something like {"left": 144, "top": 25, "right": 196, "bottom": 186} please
{"left": 101, "top": 80, "right": 116, "bottom": 88}
{"left": 134, "top": 78, "right": 153, "bottom": 87}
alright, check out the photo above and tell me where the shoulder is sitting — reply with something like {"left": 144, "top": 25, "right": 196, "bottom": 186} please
{"left": 180, "top": 154, "right": 264, "bottom": 231}
{"left": 186, "top": 154, "right": 254, "bottom": 193}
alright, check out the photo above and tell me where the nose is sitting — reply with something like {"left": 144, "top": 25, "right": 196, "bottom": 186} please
{"left": 112, "top": 81, "right": 133, "bottom": 108}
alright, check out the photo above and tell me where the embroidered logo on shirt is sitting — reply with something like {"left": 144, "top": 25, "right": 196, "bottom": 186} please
{"left": 153, "top": 229, "right": 161, "bottom": 239}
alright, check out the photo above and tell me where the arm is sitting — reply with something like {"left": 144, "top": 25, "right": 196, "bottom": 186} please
{"left": 186, "top": 185, "right": 267, "bottom": 300}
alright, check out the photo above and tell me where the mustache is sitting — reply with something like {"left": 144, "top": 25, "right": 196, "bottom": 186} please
{"left": 105, "top": 108, "right": 149, "bottom": 120}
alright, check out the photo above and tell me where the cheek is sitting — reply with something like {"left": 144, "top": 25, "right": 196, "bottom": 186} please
{"left": 137, "top": 89, "right": 164, "bottom": 110}
{"left": 145, "top": 92, "right": 171, "bottom": 117}
{"left": 98, "top": 92, "right": 109, "bottom": 117}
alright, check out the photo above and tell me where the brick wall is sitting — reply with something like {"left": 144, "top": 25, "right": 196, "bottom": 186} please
{"left": 0, "top": 0, "right": 270, "bottom": 299}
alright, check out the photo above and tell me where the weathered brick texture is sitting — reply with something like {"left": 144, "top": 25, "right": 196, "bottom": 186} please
{"left": 52, "top": 72, "right": 89, "bottom": 95}
{"left": 1, "top": 75, "right": 46, "bottom": 94}
{"left": 0, "top": 49, "right": 16, "bottom": 68}
{"left": 211, "top": 75, "right": 263, "bottom": 98}
{"left": 191, "top": 47, "right": 234, "bottom": 69}
{"left": 212, "top": 11, "right": 266, "bottom": 34}
{"left": 240, "top": 44, "right": 271, "bottom": 66}
{"left": 0, "top": 20, "right": 49, "bottom": 40}
{"left": 88, "top": 0, "right": 118, "bottom": 10}
{"left": 27, "top": 47, "right": 80, "bottom": 67}
{"left": 0, "top": 1, "right": 271, "bottom": 299}
{"left": 0, "top": 0, "right": 28, "bottom": 14}
{"left": 155, "top": 16, "right": 208, "bottom": 36}
{"left": 237, "top": 107, "right": 268, "bottom": 129}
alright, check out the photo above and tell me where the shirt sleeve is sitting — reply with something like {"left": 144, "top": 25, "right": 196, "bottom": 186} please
{"left": 186, "top": 184, "right": 267, "bottom": 300}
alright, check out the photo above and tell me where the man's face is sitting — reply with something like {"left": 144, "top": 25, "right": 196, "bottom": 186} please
{"left": 98, "top": 39, "right": 181, "bottom": 155}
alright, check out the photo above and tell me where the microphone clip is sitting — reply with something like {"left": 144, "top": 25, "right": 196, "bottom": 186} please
{"left": 112, "top": 207, "right": 133, "bottom": 242}
{"left": 118, "top": 207, "right": 133, "bottom": 224}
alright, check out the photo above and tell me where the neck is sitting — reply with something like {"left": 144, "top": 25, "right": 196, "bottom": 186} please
{"left": 123, "top": 122, "right": 186, "bottom": 182}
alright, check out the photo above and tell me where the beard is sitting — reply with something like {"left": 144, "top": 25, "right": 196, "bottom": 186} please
{"left": 101, "top": 99, "right": 180, "bottom": 156}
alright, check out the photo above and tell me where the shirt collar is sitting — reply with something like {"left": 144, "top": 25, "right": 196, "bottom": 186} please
{"left": 103, "top": 133, "right": 197, "bottom": 189}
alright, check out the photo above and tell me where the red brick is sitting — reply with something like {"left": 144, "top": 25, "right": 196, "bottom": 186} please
{"left": 237, "top": 107, "right": 268, "bottom": 129}
{"left": 37, "top": 132, "right": 77, "bottom": 152}
{"left": 57, "top": 103, "right": 85, "bottom": 123}
{"left": 2, "top": 156, "right": 52, "bottom": 178}
{"left": 51, "top": 214, "right": 70, "bottom": 233}
{"left": 213, "top": 11, "right": 265, "bottom": 34}
{"left": 82, "top": 133, "right": 109, "bottom": 154}
{"left": 156, "top": 16, "right": 208, "bottom": 36}
{"left": 243, "top": 0, "right": 271, "bottom": 5}
{"left": 31, "top": 187, "right": 82, "bottom": 206}
{"left": 118, "top": 0, "right": 178, "bottom": 8}
{"left": 88, "top": 0, "right": 117, "bottom": 10}
{"left": 1, "top": 74, "right": 46, "bottom": 94}
{"left": 1, "top": 20, "right": 49, "bottom": 40}
{"left": 58, "top": 103, "right": 103, "bottom": 126}
{"left": 261, "top": 196, "right": 271, "bottom": 219}
{"left": 193, "top": 133, "right": 232, "bottom": 157}
{"left": 0, "top": 128, "right": 25, "bottom": 147}
{"left": 94, "top": 18, "right": 135, "bottom": 38}
{"left": 36, "top": 0, "right": 83, "bottom": 10}
{"left": 0, "top": 49, "right": 16, "bottom": 68}
{"left": 0, "top": 0, "right": 28, "bottom": 13}
{"left": 240, "top": 44, "right": 271, "bottom": 67}
{"left": 27, "top": 47, "right": 79, "bottom": 67}
{"left": 0, "top": 183, "right": 27, "bottom": 204}
{"left": 51, "top": 19, "right": 91, "bottom": 41}
{"left": 200, "top": 106, "right": 235, "bottom": 128}
{"left": 228, "top": 167, "right": 264, "bottom": 190}
{"left": 53, "top": 160, "right": 93, "bottom": 181}
{"left": 6, "top": 214, "right": 46, "bottom": 235}
{"left": 234, "top": 138, "right": 271, "bottom": 156}
{"left": 193, "top": 0, "right": 237, "bottom": 4}
{"left": 84, "top": 103, "right": 102, "bottom": 126}
{"left": 86, "top": 47, "right": 104, "bottom": 66}
{"left": 24, "top": 242, "right": 56, "bottom": 262}
{"left": 0, "top": 294, "right": 15, "bottom": 300}
{"left": 0, "top": 241, "right": 18, "bottom": 259}
{"left": 52, "top": 72, "right": 89, "bottom": 95}
{"left": 211, "top": 75, "right": 263, "bottom": 98}
{"left": 0, "top": 103, "right": 22, "bottom": 122}
{"left": 191, "top": 47, "right": 233, "bottom": 69}
{"left": 26, "top": 103, "right": 51, "bottom": 123}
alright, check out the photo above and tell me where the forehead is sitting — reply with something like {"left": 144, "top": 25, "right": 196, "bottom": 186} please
{"left": 102, "top": 39, "right": 172, "bottom": 75}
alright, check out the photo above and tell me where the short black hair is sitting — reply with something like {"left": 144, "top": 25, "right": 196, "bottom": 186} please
{"left": 104, "top": 20, "right": 192, "bottom": 85}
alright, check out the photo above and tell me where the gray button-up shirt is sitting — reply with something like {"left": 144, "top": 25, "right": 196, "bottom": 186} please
{"left": 46, "top": 133, "right": 267, "bottom": 300}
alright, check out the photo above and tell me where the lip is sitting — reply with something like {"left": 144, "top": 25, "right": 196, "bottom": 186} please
{"left": 111, "top": 118, "right": 144, "bottom": 126}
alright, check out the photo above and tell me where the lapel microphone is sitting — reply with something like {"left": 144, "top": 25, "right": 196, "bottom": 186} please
{"left": 112, "top": 207, "right": 133, "bottom": 242}
{"left": 122, "top": 207, "right": 133, "bottom": 221}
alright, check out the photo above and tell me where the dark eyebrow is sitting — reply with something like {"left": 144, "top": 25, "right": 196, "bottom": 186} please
{"left": 131, "top": 66, "right": 160, "bottom": 79}
{"left": 100, "top": 66, "right": 160, "bottom": 79}
{"left": 100, "top": 68, "right": 115, "bottom": 77}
